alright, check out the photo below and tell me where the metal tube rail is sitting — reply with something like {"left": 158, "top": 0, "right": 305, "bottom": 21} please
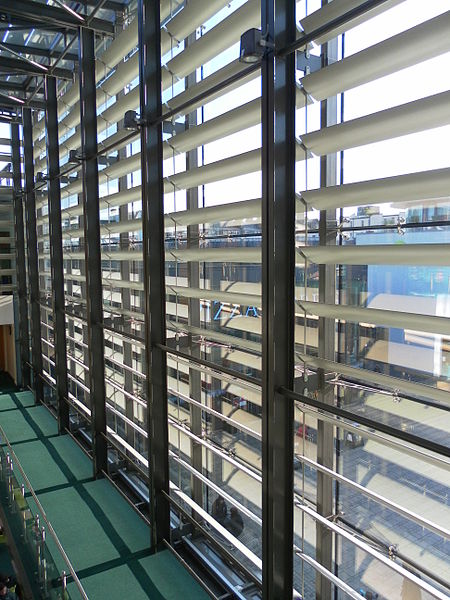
{"left": 67, "top": 372, "right": 90, "bottom": 395}
{"left": 161, "top": 488, "right": 262, "bottom": 589}
{"left": 291, "top": 392, "right": 450, "bottom": 472}
{"left": 0, "top": 423, "right": 89, "bottom": 600}
{"left": 160, "top": 344, "right": 262, "bottom": 388}
{"left": 102, "top": 325, "right": 145, "bottom": 347}
{"left": 281, "top": 387, "right": 450, "bottom": 462}
{"left": 169, "top": 482, "right": 262, "bottom": 571}
{"left": 293, "top": 547, "right": 362, "bottom": 600}
{"left": 99, "top": 431, "right": 149, "bottom": 483}
{"left": 295, "top": 455, "right": 450, "bottom": 540}
{"left": 104, "top": 354, "right": 146, "bottom": 379}
{"left": 168, "top": 417, "right": 262, "bottom": 482}
{"left": 165, "top": 350, "right": 262, "bottom": 395}
{"left": 105, "top": 402, "right": 147, "bottom": 438}
{"left": 104, "top": 376, "right": 147, "bottom": 408}
{"left": 167, "top": 386, "right": 262, "bottom": 441}
{"left": 295, "top": 500, "right": 450, "bottom": 600}
{"left": 278, "top": 0, "right": 392, "bottom": 58}
{"left": 168, "top": 450, "right": 262, "bottom": 526}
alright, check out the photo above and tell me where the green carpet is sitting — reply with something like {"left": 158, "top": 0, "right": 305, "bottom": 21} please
{"left": 0, "top": 394, "right": 19, "bottom": 411}
{"left": 0, "top": 387, "right": 210, "bottom": 599}
{"left": 73, "top": 550, "right": 210, "bottom": 600}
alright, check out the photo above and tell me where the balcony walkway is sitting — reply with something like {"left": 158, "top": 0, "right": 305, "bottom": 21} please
{"left": 0, "top": 382, "right": 209, "bottom": 599}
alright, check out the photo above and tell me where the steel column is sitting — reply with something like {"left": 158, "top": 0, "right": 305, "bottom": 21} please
{"left": 78, "top": 27, "right": 107, "bottom": 477}
{"left": 11, "top": 121, "right": 29, "bottom": 389}
{"left": 138, "top": 0, "right": 170, "bottom": 546}
{"left": 22, "top": 108, "right": 43, "bottom": 402}
{"left": 45, "top": 76, "right": 69, "bottom": 433}
{"left": 261, "top": 0, "right": 296, "bottom": 596}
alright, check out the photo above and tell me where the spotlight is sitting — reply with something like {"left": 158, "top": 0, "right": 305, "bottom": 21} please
{"left": 239, "top": 28, "right": 265, "bottom": 63}
{"left": 124, "top": 110, "right": 140, "bottom": 130}
{"left": 68, "top": 149, "right": 82, "bottom": 164}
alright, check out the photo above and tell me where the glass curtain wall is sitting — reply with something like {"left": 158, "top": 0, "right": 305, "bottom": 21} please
{"left": 25, "top": 0, "right": 450, "bottom": 598}
{"left": 294, "top": 1, "right": 450, "bottom": 599}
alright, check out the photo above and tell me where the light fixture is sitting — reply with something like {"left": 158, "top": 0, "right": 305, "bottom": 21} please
{"left": 239, "top": 28, "right": 273, "bottom": 63}
{"left": 68, "top": 149, "right": 82, "bottom": 163}
{"left": 124, "top": 110, "right": 142, "bottom": 130}
{"left": 35, "top": 172, "right": 47, "bottom": 183}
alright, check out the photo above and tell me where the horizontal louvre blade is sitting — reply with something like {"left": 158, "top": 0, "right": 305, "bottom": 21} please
{"left": 160, "top": 0, "right": 183, "bottom": 21}
{"left": 296, "top": 353, "right": 450, "bottom": 407}
{"left": 167, "top": 285, "right": 261, "bottom": 307}
{"left": 168, "top": 321, "right": 261, "bottom": 353}
{"left": 301, "top": 168, "right": 450, "bottom": 211}
{"left": 166, "top": 58, "right": 258, "bottom": 115}
{"left": 298, "top": 244, "right": 449, "bottom": 266}
{"left": 58, "top": 197, "right": 263, "bottom": 237}
{"left": 34, "top": 1, "right": 229, "bottom": 145}
{"left": 303, "top": 90, "right": 450, "bottom": 156}
{"left": 163, "top": 0, "right": 259, "bottom": 89}
{"left": 300, "top": 0, "right": 406, "bottom": 46}
{"left": 164, "top": 148, "right": 261, "bottom": 192}
{"left": 168, "top": 247, "right": 261, "bottom": 263}
{"left": 302, "top": 10, "right": 450, "bottom": 101}
{"left": 297, "top": 301, "right": 450, "bottom": 336}
{"left": 64, "top": 247, "right": 262, "bottom": 263}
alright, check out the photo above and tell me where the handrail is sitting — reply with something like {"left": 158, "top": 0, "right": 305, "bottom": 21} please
{"left": 0, "top": 423, "right": 89, "bottom": 600}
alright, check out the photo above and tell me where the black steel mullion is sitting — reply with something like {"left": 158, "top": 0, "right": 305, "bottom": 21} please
{"left": 261, "top": 0, "right": 275, "bottom": 596}
{"left": 272, "top": 0, "right": 296, "bottom": 595}
{"left": 78, "top": 27, "right": 107, "bottom": 477}
{"left": 261, "top": 0, "right": 296, "bottom": 596}
{"left": 11, "top": 121, "right": 30, "bottom": 389}
{"left": 45, "top": 75, "right": 69, "bottom": 433}
{"left": 138, "top": 0, "right": 170, "bottom": 547}
{"left": 22, "top": 108, "right": 43, "bottom": 402}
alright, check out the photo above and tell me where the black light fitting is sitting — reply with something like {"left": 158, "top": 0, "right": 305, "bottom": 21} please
{"left": 239, "top": 28, "right": 273, "bottom": 63}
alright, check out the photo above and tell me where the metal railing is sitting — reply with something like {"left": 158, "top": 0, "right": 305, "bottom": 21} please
{"left": 0, "top": 422, "right": 89, "bottom": 600}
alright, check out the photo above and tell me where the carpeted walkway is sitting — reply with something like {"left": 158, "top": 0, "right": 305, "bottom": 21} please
{"left": 0, "top": 386, "right": 210, "bottom": 599}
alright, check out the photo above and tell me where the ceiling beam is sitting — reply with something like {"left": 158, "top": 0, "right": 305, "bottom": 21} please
{"left": 0, "top": 57, "right": 73, "bottom": 80}
{"left": 0, "top": 93, "right": 45, "bottom": 110}
{"left": 0, "top": 81, "right": 25, "bottom": 93}
{"left": 0, "top": 42, "right": 78, "bottom": 63}
{"left": 0, "top": 0, "right": 115, "bottom": 35}
{"left": 82, "top": 0, "right": 129, "bottom": 12}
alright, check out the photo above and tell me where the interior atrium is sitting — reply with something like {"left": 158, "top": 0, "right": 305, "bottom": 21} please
{"left": 0, "top": 0, "right": 448, "bottom": 598}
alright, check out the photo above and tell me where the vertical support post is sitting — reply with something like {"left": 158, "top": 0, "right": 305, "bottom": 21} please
{"left": 185, "top": 28, "right": 203, "bottom": 511}
{"left": 78, "top": 27, "right": 107, "bottom": 477}
{"left": 316, "top": 19, "right": 339, "bottom": 600}
{"left": 22, "top": 108, "right": 43, "bottom": 403}
{"left": 261, "top": 0, "right": 275, "bottom": 590}
{"left": 138, "top": 0, "right": 170, "bottom": 546}
{"left": 261, "top": 0, "right": 296, "bottom": 597}
{"left": 45, "top": 75, "right": 69, "bottom": 433}
{"left": 11, "top": 122, "right": 30, "bottom": 389}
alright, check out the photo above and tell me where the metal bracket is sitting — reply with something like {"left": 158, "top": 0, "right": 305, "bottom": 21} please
{"left": 296, "top": 48, "right": 321, "bottom": 74}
